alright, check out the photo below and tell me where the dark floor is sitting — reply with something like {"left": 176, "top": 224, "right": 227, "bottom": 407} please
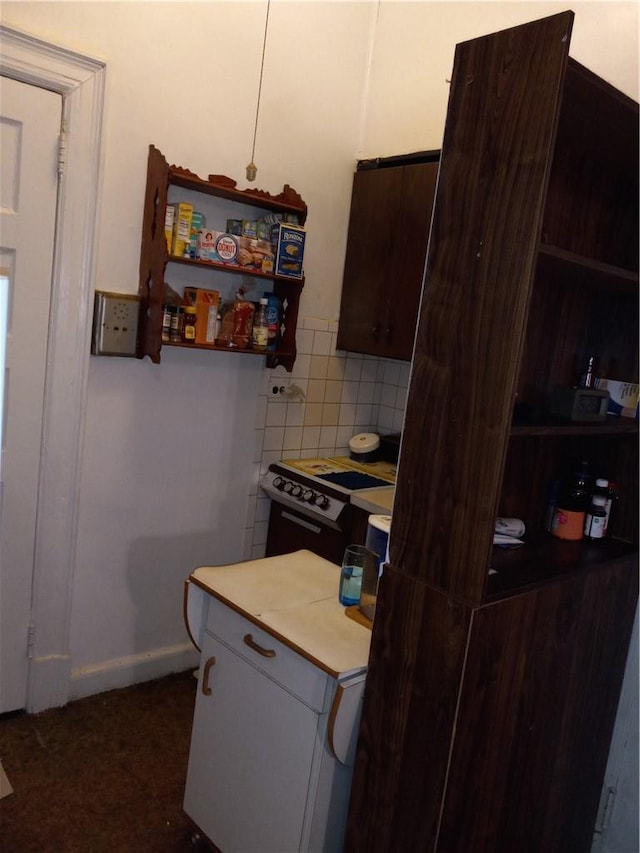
{"left": 0, "top": 670, "right": 201, "bottom": 853}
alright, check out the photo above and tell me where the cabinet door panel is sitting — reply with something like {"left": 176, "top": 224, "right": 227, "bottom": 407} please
{"left": 337, "top": 167, "right": 404, "bottom": 355}
{"left": 184, "top": 632, "right": 321, "bottom": 853}
{"left": 439, "top": 561, "right": 637, "bottom": 852}
{"left": 383, "top": 163, "right": 438, "bottom": 360}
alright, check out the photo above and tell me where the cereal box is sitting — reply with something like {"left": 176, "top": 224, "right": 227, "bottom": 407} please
{"left": 272, "top": 222, "right": 305, "bottom": 278}
{"left": 170, "top": 202, "right": 194, "bottom": 256}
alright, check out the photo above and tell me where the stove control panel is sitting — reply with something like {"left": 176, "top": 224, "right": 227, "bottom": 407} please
{"left": 272, "top": 476, "right": 330, "bottom": 509}
{"left": 259, "top": 469, "right": 346, "bottom": 527}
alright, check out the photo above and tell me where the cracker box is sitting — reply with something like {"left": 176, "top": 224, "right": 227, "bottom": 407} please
{"left": 183, "top": 287, "right": 221, "bottom": 344}
{"left": 237, "top": 236, "right": 274, "bottom": 273}
{"left": 170, "top": 202, "right": 194, "bottom": 256}
{"left": 271, "top": 222, "right": 306, "bottom": 279}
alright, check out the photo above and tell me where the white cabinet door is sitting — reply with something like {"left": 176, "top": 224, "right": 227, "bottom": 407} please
{"left": 184, "top": 631, "right": 323, "bottom": 852}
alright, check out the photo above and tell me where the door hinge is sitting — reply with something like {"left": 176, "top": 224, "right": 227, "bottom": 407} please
{"left": 593, "top": 784, "right": 616, "bottom": 839}
{"left": 58, "top": 126, "right": 67, "bottom": 176}
{"left": 27, "top": 623, "right": 35, "bottom": 659}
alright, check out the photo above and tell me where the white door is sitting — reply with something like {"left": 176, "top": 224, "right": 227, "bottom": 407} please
{"left": 0, "top": 75, "right": 61, "bottom": 713}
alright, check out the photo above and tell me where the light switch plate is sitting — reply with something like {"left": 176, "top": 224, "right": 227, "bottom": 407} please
{"left": 91, "top": 291, "right": 140, "bottom": 357}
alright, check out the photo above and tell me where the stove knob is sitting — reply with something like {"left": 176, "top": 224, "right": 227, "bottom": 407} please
{"left": 283, "top": 480, "right": 294, "bottom": 493}
{"left": 291, "top": 484, "right": 302, "bottom": 497}
{"left": 302, "top": 489, "right": 314, "bottom": 502}
{"left": 273, "top": 476, "right": 285, "bottom": 490}
{"left": 316, "top": 495, "right": 330, "bottom": 510}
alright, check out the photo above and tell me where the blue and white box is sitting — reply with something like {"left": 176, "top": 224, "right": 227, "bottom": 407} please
{"left": 594, "top": 378, "right": 639, "bottom": 418}
{"left": 272, "top": 222, "right": 305, "bottom": 279}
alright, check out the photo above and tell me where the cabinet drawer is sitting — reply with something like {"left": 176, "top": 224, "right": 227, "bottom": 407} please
{"left": 205, "top": 596, "right": 332, "bottom": 712}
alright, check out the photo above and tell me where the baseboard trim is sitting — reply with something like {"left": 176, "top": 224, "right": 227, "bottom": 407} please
{"left": 27, "top": 655, "right": 72, "bottom": 713}
{"left": 69, "top": 642, "right": 199, "bottom": 701}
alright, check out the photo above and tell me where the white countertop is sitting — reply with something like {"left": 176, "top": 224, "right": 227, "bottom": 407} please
{"left": 350, "top": 485, "right": 395, "bottom": 515}
{"left": 190, "top": 550, "right": 371, "bottom": 678}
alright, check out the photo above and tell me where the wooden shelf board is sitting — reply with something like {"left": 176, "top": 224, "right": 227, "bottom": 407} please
{"left": 487, "top": 533, "right": 637, "bottom": 599}
{"left": 538, "top": 243, "right": 639, "bottom": 292}
{"left": 510, "top": 416, "right": 638, "bottom": 437}
{"left": 168, "top": 254, "right": 304, "bottom": 286}
{"left": 164, "top": 340, "right": 294, "bottom": 358}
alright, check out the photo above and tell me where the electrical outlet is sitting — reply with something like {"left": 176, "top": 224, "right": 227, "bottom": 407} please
{"left": 91, "top": 291, "right": 140, "bottom": 357}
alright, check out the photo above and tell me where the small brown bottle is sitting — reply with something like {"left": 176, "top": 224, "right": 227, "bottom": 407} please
{"left": 182, "top": 306, "right": 197, "bottom": 343}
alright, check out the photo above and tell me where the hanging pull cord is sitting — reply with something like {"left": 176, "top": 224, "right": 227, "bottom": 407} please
{"left": 247, "top": 0, "right": 270, "bottom": 181}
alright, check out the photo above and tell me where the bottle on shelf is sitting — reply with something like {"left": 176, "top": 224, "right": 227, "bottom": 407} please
{"left": 169, "top": 305, "right": 184, "bottom": 343}
{"left": 584, "top": 495, "right": 607, "bottom": 540}
{"left": 182, "top": 306, "right": 197, "bottom": 343}
{"left": 579, "top": 354, "right": 597, "bottom": 388}
{"left": 263, "top": 292, "right": 282, "bottom": 351}
{"left": 544, "top": 479, "right": 560, "bottom": 532}
{"left": 251, "top": 298, "right": 269, "bottom": 351}
{"left": 592, "top": 478, "right": 612, "bottom": 536}
{"left": 550, "top": 460, "right": 591, "bottom": 541}
{"left": 161, "top": 304, "right": 173, "bottom": 343}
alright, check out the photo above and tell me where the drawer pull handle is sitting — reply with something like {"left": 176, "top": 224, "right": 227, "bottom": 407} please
{"left": 202, "top": 655, "right": 216, "bottom": 696}
{"left": 244, "top": 633, "right": 276, "bottom": 658}
{"left": 281, "top": 510, "right": 321, "bottom": 534}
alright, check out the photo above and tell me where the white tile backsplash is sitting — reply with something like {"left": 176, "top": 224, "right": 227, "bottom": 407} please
{"left": 245, "top": 315, "right": 411, "bottom": 546}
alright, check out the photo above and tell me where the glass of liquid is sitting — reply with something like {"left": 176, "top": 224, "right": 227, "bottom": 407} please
{"left": 339, "top": 545, "right": 376, "bottom": 607}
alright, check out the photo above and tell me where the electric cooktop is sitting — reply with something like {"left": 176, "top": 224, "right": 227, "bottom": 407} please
{"left": 280, "top": 457, "right": 396, "bottom": 492}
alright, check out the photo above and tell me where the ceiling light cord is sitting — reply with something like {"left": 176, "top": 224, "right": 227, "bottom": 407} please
{"left": 247, "top": 0, "right": 271, "bottom": 182}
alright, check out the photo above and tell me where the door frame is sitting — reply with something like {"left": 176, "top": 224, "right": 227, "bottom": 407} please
{"left": 0, "top": 24, "right": 105, "bottom": 712}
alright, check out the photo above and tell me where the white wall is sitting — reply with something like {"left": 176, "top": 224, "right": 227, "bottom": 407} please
{"left": 1, "top": 1, "right": 636, "bottom": 700}
{"left": 362, "top": 1, "right": 639, "bottom": 156}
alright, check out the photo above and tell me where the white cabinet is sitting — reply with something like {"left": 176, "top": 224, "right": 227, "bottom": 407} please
{"left": 183, "top": 556, "right": 369, "bottom": 853}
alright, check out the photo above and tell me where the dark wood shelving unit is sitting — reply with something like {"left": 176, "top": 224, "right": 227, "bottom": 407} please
{"left": 347, "top": 13, "right": 638, "bottom": 853}
{"left": 137, "top": 145, "right": 307, "bottom": 371}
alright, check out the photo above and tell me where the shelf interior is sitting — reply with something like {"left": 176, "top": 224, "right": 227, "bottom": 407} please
{"left": 487, "top": 532, "right": 637, "bottom": 599}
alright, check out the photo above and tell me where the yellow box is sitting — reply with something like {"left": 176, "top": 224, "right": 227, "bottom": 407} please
{"left": 170, "top": 202, "right": 194, "bottom": 257}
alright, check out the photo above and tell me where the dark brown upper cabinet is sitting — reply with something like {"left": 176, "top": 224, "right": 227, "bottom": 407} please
{"left": 337, "top": 154, "right": 439, "bottom": 361}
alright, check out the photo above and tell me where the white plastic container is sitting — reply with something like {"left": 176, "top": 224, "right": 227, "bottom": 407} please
{"left": 365, "top": 514, "right": 391, "bottom": 577}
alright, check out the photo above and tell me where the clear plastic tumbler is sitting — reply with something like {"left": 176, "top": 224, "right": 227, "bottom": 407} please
{"left": 338, "top": 544, "right": 376, "bottom": 607}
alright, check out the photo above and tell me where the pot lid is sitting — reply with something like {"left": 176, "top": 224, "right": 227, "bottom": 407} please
{"left": 349, "top": 432, "right": 380, "bottom": 455}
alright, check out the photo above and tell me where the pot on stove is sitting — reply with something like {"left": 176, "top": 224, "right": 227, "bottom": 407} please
{"left": 349, "top": 432, "right": 380, "bottom": 462}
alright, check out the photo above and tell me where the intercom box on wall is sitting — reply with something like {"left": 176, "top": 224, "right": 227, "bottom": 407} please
{"left": 91, "top": 291, "right": 140, "bottom": 357}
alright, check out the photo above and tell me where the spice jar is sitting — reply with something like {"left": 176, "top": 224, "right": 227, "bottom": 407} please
{"left": 182, "top": 306, "right": 197, "bottom": 343}
{"left": 169, "top": 305, "right": 184, "bottom": 343}
{"left": 161, "top": 304, "right": 172, "bottom": 342}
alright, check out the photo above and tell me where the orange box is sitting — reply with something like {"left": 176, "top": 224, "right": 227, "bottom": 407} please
{"left": 184, "top": 287, "right": 221, "bottom": 344}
